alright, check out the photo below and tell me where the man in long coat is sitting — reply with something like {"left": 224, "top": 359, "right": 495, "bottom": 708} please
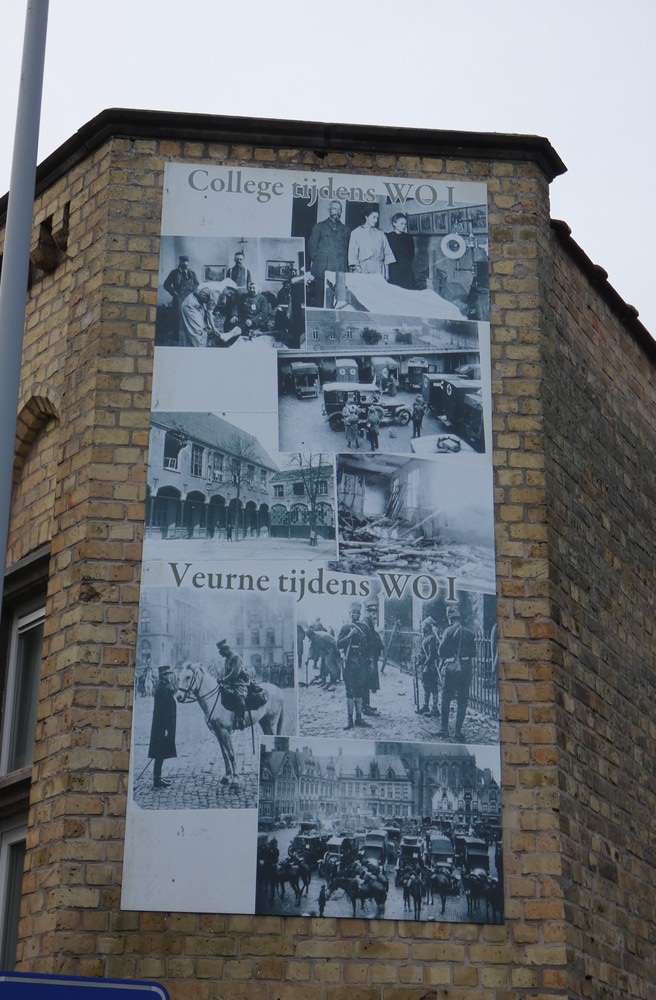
{"left": 307, "top": 201, "right": 349, "bottom": 307}
{"left": 148, "top": 665, "right": 178, "bottom": 788}
{"left": 337, "top": 603, "right": 372, "bottom": 730}
{"left": 361, "top": 600, "right": 384, "bottom": 716}
{"left": 439, "top": 605, "right": 476, "bottom": 740}
{"left": 416, "top": 617, "right": 440, "bottom": 716}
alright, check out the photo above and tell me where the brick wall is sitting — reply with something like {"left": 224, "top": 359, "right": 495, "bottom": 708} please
{"left": 3, "top": 124, "right": 652, "bottom": 999}
{"left": 544, "top": 235, "right": 656, "bottom": 999}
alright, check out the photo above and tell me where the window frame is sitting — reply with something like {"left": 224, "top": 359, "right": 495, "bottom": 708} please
{"left": 0, "top": 544, "right": 49, "bottom": 970}
{"left": 0, "top": 602, "right": 45, "bottom": 777}
{"left": 0, "top": 819, "right": 27, "bottom": 969}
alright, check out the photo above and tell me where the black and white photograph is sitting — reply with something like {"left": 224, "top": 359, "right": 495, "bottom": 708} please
{"left": 155, "top": 235, "right": 307, "bottom": 350}
{"left": 143, "top": 410, "right": 337, "bottom": 562}
{"left": 255, "top": 736, "right": 502, "bottom": 923}
{"left": 333, "top": 454, "right": 495, "bottom": 588}
{"left": 277, "top": 350, "right": 487, "bottom": 457}
{"left": 123, "top": 162, "right": 501, "bottom": 920}
{"left": 296, "top": 585, "right": 498, "bottom": 746}
{"left": 304, "top": 309, "right": 481, "bottom": 354}
{"left": 130, "top": 588, "right": 297, "bottom": 811}
{"left": 291, "top": 191, "right": 488, "bottom": 323}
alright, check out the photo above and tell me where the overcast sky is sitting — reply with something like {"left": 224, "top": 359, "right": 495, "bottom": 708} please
{"left": 3, "top": 0, "right": 655, "bottom": 336}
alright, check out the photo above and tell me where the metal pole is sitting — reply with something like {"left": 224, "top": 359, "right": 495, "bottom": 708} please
{"left": 0, "top": 0, "right": 50, "bottom": 606}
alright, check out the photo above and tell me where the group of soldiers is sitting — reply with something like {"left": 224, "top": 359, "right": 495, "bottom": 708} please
{"left": 415, "top": 605, "right": 476, "bottom": 741}
{"left": 303, "top": 601, "right": 477, "bottom": 740}
{"left": 342, "top": 399, "right": 384, "bottom": 452}
{"left": 301, "top": 602, "right": 382, "bottom": 727}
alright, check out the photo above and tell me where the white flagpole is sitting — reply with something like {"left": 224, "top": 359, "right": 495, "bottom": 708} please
{"left": 0, "top": 0, "right": 50, "bottom": 605}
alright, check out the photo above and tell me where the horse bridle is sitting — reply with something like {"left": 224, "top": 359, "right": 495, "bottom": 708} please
{"left": 177, "top": 663, "right": 227, "bottom": 731}
{"left": 177, "top": 663, "right": 221, "bottom": 706}
{"left": 176, "top": 663, "right": 204, "bottom": 704}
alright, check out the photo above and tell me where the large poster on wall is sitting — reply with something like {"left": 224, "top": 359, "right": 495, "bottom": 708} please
{"left": 122, "top": 162, "right": 503, "bottom": 923}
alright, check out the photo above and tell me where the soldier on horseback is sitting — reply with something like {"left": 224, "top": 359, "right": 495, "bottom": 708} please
{"left": 217, "top": 639, "right": 250, "bottom": 730}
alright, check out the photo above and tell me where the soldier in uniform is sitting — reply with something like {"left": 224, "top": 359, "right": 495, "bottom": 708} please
{"left": 238, "top": 280, "right": 270, "bottom": 335}
{"left": 361, "top": 600, "right": 384, "bottom": 716}
{"left": 416, "top": 617, "right": 440, "bottom": 717}
{"left": 217, "top": 638, "right": 251, "bottom": 730}
{"left": 337, "top": 603, "right": 372, "bottom": 730}
{"left": 438, "top": 605, "right": 476, "bottom": 740}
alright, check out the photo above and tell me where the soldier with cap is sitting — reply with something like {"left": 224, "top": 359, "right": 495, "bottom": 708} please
{"left": 148, "top": 665, "right": 178, "bottom": 788}
{"left": 217, "top": 639, "right": 251, "bottom": 730}
{"left": 439, "top": 604, "right": 476, "bottom": 740}
{"left": 163, "top": 254, "right": 199, "bottom": 341}
{"left": 416, "top": 617, "right": 440, "bottom": 717}
{"left": 361, "top": 600, "right": 384, "bottom": 716}
{"left": 337, "top": 603, "right": 372, "bottom": 730}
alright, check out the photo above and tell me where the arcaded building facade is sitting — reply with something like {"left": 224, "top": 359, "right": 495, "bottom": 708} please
{"left": 0, "top": 110, "right": 654, "bottom": 998}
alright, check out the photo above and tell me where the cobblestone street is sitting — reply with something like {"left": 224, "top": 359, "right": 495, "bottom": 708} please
{"left": 131, "top": 687, "right": 296, "bottom": 811}
{"left": 297, "top": 661, "right": 499, "bottom": 746}
{"left": 279, "top": 388, "right": 477, "bottom": 458}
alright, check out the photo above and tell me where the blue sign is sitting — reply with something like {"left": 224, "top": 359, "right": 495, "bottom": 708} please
{"left": 0, "top": 971, "right": 169, "bottom": 998}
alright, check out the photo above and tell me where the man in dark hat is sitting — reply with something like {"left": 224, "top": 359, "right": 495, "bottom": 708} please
{"left": 148, "top": 665, "right": 178, "bottom": 788}
{"left": 361, "top": 600, "right": 383, "bottom": 716}
{"left": 416, "top": 617, "right": 440, "bottom": 717}
{"left": 438, "top": 605, "right": 476, "bottom": 740}
{"left": 217, "top": 639, "right": 251, "bottom": 730}
{"left": 337, "top": 602, "right": 372, "bottom": 730}
{"left": 163, "top": 254, "right": 199, "bottom": 341}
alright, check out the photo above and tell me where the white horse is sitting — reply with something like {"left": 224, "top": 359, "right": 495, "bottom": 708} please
{"left": 175, "top": 661, "right": 288, "bottom": 786}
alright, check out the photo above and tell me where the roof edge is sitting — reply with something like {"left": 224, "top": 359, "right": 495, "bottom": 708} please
{"left": 551, "top": 220, "right": 655, "bottom": 358}
{"left": 0, "top": 107, "right": 567, "bottom": 220}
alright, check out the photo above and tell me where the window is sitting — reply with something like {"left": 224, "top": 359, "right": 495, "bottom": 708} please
{"left": 191, "top": 444, "right": 204, "bottom": 478}
{"left": 292, "top": 481, "right": 305, "bottom": 496}
{"left": 0, "top": 822, "right": 26, "bottom": 970}
{"left": 0, "top": 550, "right": 48, "bottom": 970}
{"left": 163, "top": 431, "right": 182, "bottom": 471}
{"left": 211, "top": 452, "right": 224, "bottom": 481}
{"left": 1, "top": 605, "right": 45, "bottom": 775}
{"left": 317, "top": 481, "right": 328, "bottom": 496}
{"left": 273, "top": 484, "right": 284, "bottom": 498}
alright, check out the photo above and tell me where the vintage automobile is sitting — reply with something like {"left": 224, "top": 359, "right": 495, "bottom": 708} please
{"left": 288, "top": 832, "right": 330, "bottom": 868}
{"left": 290, "top": 361, "right": 319, "bottom": 399}
{"left": 425, "top": 832, "right": 455, "bottom": 870}
{"left": 405, "top": 356, "right": 430, "bottom": 391}
{"left": 322, "top": 382, "right": 411, "bottom": 431}
{"left": 394, "top": 835, "right": 425, "bottom": 885}
{"left": 382, "top": 825, "right": 402, "bottom": 863}
{"left": 422, "top": 363, "right": 485, "bottom": 452}
{"left": 365, "top": 355, "right": 400, "bottom": 394}
{"left": 322, "top": 835, "right": 361, "bottom": 870}
{"left": 462, "top": 836, "right": 490, "bottom": 873}
{"left": 361, "top": 830, "right": 389, "bottom": 867}
{"left": 335, "top": 357, "right": 360, "bottom": 382}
